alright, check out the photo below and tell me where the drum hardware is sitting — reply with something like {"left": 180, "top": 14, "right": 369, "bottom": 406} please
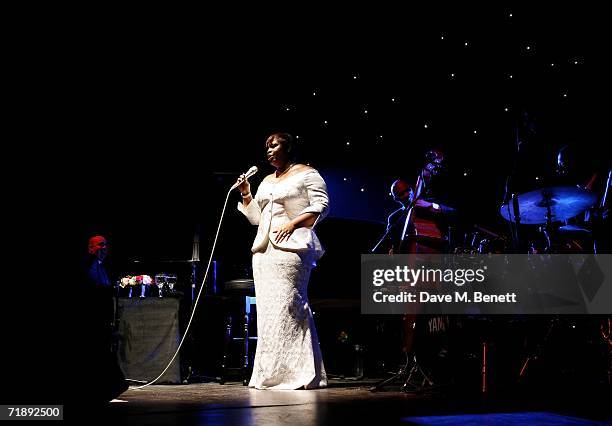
{"left": 519, "top": 317, "right": 557, "bottom": 380}
{"left": 539, "top": 226, "right": 553, "bottom": 253}
{"left": 369, "top": 353, "right": 412, "bottom": 392}
{"left": 369, "top": 321, "right": 436, "bottom": 393}
{"left": 558, "top": 224, "right": 591, "bottom": 234}
{"left": 456, "top": 225, "right": 508, "bottom": 254}
{"left": 370, "top": 314, "right": 456, "bottom": 394}
{"left": 516, "top": 316, "right": 605, "bottom": 386}
{"left": 481, "top": 342, "right": 488, "bottom": 394}
{"left": 593, "top": 169, "right": 611, "bottom": 254}
{"left": 401, "top": 353, "right": 435, "bottom": 393}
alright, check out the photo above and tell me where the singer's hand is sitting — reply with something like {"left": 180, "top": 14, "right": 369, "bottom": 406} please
{"left": 273, "top": 222, "right": 295, "bottom": 243}
{"left": 235, "top": 174, "right": 251, "bottom": 194}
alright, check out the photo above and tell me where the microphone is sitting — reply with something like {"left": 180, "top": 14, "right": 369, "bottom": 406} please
{"left": 230, "top": 166, "right": 258, "bottom": 189}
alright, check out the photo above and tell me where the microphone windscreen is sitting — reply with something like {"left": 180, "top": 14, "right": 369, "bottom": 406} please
{"left": 245, "top": 166, "right": 258, "bottom": 178}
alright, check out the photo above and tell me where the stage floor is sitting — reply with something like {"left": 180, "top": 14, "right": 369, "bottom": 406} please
{"left": 80, "top": 379, "right": 611, "bottom": 425}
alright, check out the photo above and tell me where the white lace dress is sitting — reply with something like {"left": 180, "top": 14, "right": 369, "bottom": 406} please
{"left": 237, "top": 169, "right": 329, "bottom": 389}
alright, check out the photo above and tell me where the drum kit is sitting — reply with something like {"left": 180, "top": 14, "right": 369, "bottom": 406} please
{"left": 498, "top": 185, "right": 599, "bottom": 254}
{"left": 371, "top": 178, "right": 607, "bottom": 393}
{"left": 452, "top": 186, "right": 597, "bottom": 260}
{"left": 454, "top": 184, "right": 600, "bottom": 255}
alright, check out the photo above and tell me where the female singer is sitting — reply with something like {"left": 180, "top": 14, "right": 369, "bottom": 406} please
{"left": 235, "top": 132, "right": 329, "bottom": 389}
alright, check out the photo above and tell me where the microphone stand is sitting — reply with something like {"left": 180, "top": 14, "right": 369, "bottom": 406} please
{"left": 502, "top": 125, "right": 523, "bottom": 251}
{"left": 370, "top": 207, "right": 408, "bottom": 253}
{"left": 371, "top": 226, "right": 393, "bottom": 254}
{"left": 191, "top": 228, "right": 200, "bottom": 300}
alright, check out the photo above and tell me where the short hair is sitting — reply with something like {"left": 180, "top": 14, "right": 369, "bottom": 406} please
{"left": 390, "top": 179, "right": 413, "bottom": 199}
{"left": 265, "top": 132, "right": 298, "bottom": 160}
{"left": 88, "top": 235, "right": 108, "bottom": 255}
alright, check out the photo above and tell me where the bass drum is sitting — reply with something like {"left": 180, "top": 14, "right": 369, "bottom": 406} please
{"left": 410, "top": 315, "right": 455, "bottom": 384}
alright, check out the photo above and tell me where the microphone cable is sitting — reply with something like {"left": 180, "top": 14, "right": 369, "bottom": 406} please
{"left": 132, "top": 185, "right": 236, "bottom": 389}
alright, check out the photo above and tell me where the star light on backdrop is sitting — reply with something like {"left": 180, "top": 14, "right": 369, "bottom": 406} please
{"left": 249, "top": 6, "right": 592, "bottom": 224}
{"left": 65, "top": 4, "right": 599, "bottom": 268}
{"left": 71, "top": 5, "right": 594, "bottom": 229}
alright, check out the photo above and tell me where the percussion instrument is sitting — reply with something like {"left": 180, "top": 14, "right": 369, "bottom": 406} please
{"left": 500, "top": 186, "right": 597, "bottom": 225}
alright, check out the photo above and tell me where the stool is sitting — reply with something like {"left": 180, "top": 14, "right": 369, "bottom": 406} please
{"left": 220, "top": 280, "right": 258, "bottom": 385}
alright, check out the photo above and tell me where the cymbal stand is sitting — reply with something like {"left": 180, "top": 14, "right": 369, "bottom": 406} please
{"left": 593, "top": 169, "right": 611, "bottom": 254}
{"left": 400, "top": 354, "right": 435, "bottom": 393}
{"left": 369, "top": 352, "right": 435, "bottom": 393}
{"left": 539, "top": 190, "right": 554, "bottom": 253}
{"left": 519, "top": 317, "right": 558, "bottom": 382}
{"left": 369, "top": 352, "right": 411, "bottom": 392}
{"left": 502, "top": 125, "right": 523, "bottom": 251}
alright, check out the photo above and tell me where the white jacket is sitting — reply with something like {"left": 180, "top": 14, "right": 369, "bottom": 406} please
{"left": 237, "top": 169, "right": 329, "bottom": 259}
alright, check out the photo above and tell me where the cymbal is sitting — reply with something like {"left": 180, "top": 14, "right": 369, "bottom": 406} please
{"left": 500, "top": 186, "right": 597, "bottom": 225}
{"left": 558, "top": 224, "right": 591, "bottom": 234}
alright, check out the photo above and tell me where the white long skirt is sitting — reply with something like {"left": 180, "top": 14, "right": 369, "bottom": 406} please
{"left": 249, "top": 242, "right": 327, "bottom": 390}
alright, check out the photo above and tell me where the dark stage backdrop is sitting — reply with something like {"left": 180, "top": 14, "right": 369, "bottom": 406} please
{"left": 7, "top": 4, "right": 607, "bottom": 407}
{"left": 56, "top": 4, "right": 602, "bottom": 272}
